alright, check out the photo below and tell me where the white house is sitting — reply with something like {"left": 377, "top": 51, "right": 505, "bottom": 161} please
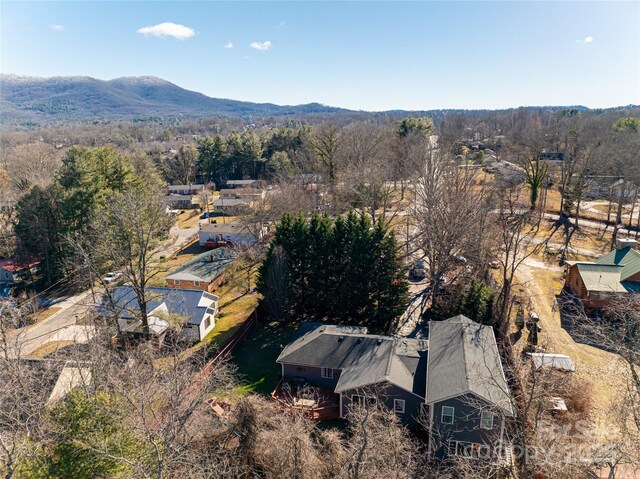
{"left": 101, "top": 286, "right": 219, "bottom": 344}
{"left": 199, "top": 221, "right": 265, "bottom": 247}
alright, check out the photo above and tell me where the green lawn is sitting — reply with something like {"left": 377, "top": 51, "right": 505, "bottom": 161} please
{"left": 231, "top": 320, "right": 295, "bottom": 396}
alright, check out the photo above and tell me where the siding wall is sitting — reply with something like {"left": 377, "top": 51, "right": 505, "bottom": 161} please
{"left": 281, "top": 363, "right": 341, "bottom": 389}
{"left": 165, "top": 275, "right": 225, "bottom": 292}
{"left": 430, "top": 394, "right": 504, "bottom": 456}
{"left": 340, "top": 382, "right": 425, "bottom": 429}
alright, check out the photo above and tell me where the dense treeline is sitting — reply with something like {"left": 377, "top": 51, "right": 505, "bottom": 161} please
{"left": 257, "top": 212, "right": 408, "bottom": 330}
{"left": 13, "top": 146, "right": 164, "bottom": 283}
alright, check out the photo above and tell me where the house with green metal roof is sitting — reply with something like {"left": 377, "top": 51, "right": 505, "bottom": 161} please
{"left": 165, "top": 247, "right": 236, "bottom": 293}
{"left": 565, "top": 238, "right": 640, "bottom": 310}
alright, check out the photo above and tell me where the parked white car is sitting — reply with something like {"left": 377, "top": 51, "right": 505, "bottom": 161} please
{"left": 103, "top": 272, "right": 123, "bottom": 283}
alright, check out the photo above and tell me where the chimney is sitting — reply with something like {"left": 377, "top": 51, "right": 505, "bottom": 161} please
{"left": 615, "top": 238, "right": 637, "bottom": 251}
{"left": 210, "top": 255, "right": 214, "bottom": 262}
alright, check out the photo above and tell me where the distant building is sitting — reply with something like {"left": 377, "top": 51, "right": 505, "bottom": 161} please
{"left": 162, "top": 194, "right": 199, "bottom": 209}
{"left": 165, "top": 248, "right": 236, "bottom": 292}
{"left": 219, "top": 188, "right": 266, "bottom": 201}
{"left": 564, "top": 238, "right": 640, "bottom": 310}
{"left": 0, "top": 258, "right": 39, "bottom": 297}
{"left": 213, "top": 198, "right": 253, "bottom": 215}
{"left": 198, "top": 221, "right": 264, "bottom": 247}
{"left": 167, "top": 184, "right": 205, "bottom": 196}
{"left": 225, "top": 179, "right": 258, "bottom": 189}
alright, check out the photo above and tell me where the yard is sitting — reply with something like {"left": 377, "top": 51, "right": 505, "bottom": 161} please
{"left": 231, "top": 320, "right": 295, "bottom": 395}
{"left": 512, "top": 246, "right": 629, "bottom": 444}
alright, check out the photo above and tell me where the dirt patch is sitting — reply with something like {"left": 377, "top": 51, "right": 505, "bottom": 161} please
{"left": 514, "top": 253, "right": 627, "bottom": 443}
{"left": 27, "top": 340, "right": 76, "bottom": 358}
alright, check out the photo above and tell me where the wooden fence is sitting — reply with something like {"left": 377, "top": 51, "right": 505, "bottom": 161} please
{"left": 200, "top": 310, "right": 259, "bottom": 376}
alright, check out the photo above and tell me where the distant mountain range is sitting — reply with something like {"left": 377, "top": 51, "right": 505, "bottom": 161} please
{"left": 0, "top": 74, "right": 633, "bottom": 126}
{"left": 0, "top": 74, "right": 350, "bottom": 123}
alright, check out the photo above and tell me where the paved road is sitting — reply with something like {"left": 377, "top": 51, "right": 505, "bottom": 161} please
{"left": 4, "top": 290, "right": 99, "bottom": 359}
{"left": 5, "top": 218, "right": 201, "bottom": 359}
{"left": 395, "top": 279, "right": 430, "bottom": 339}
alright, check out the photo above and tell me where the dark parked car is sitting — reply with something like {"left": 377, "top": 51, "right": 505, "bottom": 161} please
{"left": 409, "top": 260, "right": 427, "bottom": 281}
{"left": 200, "top": 212, "right": 215, "bottom": 219}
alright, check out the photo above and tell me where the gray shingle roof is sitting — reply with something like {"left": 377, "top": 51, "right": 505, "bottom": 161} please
{"left": 426, "top": 315, "right": 514, "bottom": 416}
{"left": 277, "top": 323, "right": 428, "bottom": 397}
{"left": 165, "top": 247, "right": 235, "bottom": 283}
{"left": 99, "top": 286, "right": 218, "bottom": 326}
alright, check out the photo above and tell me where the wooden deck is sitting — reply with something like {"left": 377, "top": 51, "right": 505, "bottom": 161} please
{"left": 271, "top": 379, "right": 340, "bottom": 420}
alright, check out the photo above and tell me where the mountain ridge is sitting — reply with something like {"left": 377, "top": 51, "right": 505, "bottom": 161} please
{"left": 1, "top": 73, "right": 635, "bottom": 125}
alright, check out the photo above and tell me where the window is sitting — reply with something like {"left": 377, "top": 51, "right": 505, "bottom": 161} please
{"left": 351, "top": 395, "right": 366, "bottom": 407}
{"left": 321, "top": 367, "right": 334, "bottom": 379}
{"left": 441, "top": 406, "right": 455, "bottom": 424}
{"left": 194, "top": 281, "right": 201, "bottom": 287}
{"left": 394, "top": 399, "right": 405, "bottom": 414}
{"left": 173, "top": 279, "right": 181, "bottom": 286}
{"left": 480, "top": 411, "right": 494, "bottom": 429}
{"left": 204, "top": 316, "right": 211, "bottom": 330}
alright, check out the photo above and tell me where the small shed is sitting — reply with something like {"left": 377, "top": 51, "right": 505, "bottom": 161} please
{"left": 529, "top": 353, "right": 576, "bottom": 372}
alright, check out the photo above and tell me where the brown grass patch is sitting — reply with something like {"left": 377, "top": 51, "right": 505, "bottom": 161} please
{"left": 27, "top": 340, "right": 75, "bottom": 358}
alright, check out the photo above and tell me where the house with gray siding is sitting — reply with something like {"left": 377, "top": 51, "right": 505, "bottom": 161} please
{"left": 426, "top": 315, "right": 514, "bottom": 459}
{"left": 274, "top": 315, "right": 514, "bottom": 461}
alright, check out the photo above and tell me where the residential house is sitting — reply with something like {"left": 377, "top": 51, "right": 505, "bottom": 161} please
{"left": 213, "top": 197, "right": 253, "bottom": 216}
{"left": 225, "top": 179, "right": 258, "bottom": 189}
{"left": 426, "top": 316, "right": 514, "bottom": 459}
{"left": 162, "top": 194, "right": 198, "bottom": 210}
{"left": 100, "top": 286, "right": 219, "bottom": 344}
{"left": 219, "top": 188, "right": 266, "bottom": 202}
{"left": 0, "top": 258, "right": 39, "bottom": 297}
{"left": 165, "top": 248, "right": 236, "bottom": 292}
{"left": 198, "top": 221, "right": 264, "bottom": 247}
{"left": 274, "top": 315, "right": 514, "bottom": 460}
{"left": 167, "top": 184, "right": 205, "bottom": 196}
{"left": 564, "top": 238, "right": 640, "bottom": 310}
{"left": 274, "top": 323, "right": 428, "bottom": 426}
{"left": 583, "top": 176, "right": 637, "bottom": 200}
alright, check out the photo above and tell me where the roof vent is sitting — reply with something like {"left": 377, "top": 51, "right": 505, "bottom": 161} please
{"left": 338, "top": 336, "right": 344, "bottom": 342}
{"left": 377, "top": 339, "right": 382, "bottom": 345}
{"left": 616, "top": 238, "right": 637, "bottom": 250}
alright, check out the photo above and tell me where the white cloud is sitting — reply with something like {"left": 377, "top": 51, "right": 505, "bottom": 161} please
{"left": 50, "top": 24, "right": 64, "bottom": 32}
{"left": 137, "top": 22, "right": 196, "bottom": 40}
{"left": 577, "top": 35, "right": 594, "bottom": 44}
{"left": 249, "top": 40, "right": 272, "bottom": 51}
{"left": 224, "top": 40, "right": 233, "bottom": 49}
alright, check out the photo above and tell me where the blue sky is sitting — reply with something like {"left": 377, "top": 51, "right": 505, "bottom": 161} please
{"left": 1, "top": 1, "right": 639, "bottom": 110}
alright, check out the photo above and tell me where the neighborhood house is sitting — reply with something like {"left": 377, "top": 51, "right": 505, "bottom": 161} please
{"left": 274, "top": 315, "right": 513, "bottom": 460}
{"left": 199, "top": 221, "right": 263, "bottom": 247}
{"left": 213, "top": 198, "right": 253, "bottom": 215}
{"left": 225, "top": 179, "right": 258, "bottom": 189}
{"left": 165, "top": 248, "right": 236, "bottom": 292}
{"left": 564, "top": 238, "right": 640, "bottom": 310}
{"left": 167, "top": 184, "right": 205, "bottom": 196}
{"left": 101, "top": 286, "right": 219, "bottom": 343}
{"left": 0, "top": 258, "right": 39, "bottom": 297}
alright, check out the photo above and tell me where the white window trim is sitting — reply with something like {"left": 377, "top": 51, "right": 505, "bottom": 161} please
{"left": 173, "top": 279, "right": 181, "bottom": 285}
{"left": 394, "top": 399, "right": 405, "bottom": 414}
{"left": 480, "top": 410, "right": 494, "bottom": 429}
{"left": 321, "top": 367, "right": 334, "bottom": 379}
{"left": 351, "top": 394, "right": 366, "bottom": 406}
{"left": 194, "top": 280, "right": 201, "bottom": 287}
{"left": 441, "top": 406, "right": 455, "bottom": 424}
